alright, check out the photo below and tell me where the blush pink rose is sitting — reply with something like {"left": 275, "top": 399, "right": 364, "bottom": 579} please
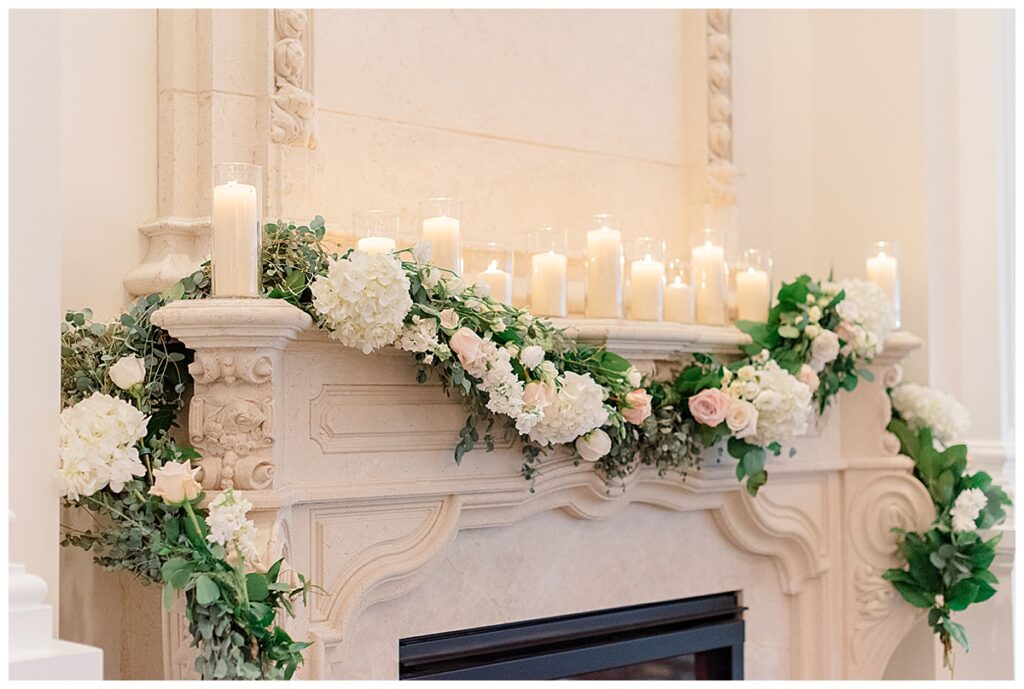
{"left": 688, "top": 388, "right": 730, "bottom": 427}
{"left": 797, "top": 364, "right": 820, "bottom": 393}
{"left": 621, "top": 388, "right": 653, "bottom": 425}
{"left": 522, "top": 380, "right": 557, "bottom": 409}
{"left": 835, "top": 321, "right": 857, "bottom": 356}
{"left": 449, "top": 327, "right": 485, "bottom": 370}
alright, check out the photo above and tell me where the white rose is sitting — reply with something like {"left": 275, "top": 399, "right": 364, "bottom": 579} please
{"left": 412, "top": 240, "right": 433, "bottom": 264}
{"left": 520, "top": 345, "right": 545, "bottom": 370}
{"left": 626, "top": 367, "right": 643, "bottom": 388}
{"left": 810, "top": 330, "right": 840, "bottom": 371}
{"left": 148, "top": 461, "right": 202, "bottom": 505}
{"left": 109, "top": 355, "right": 146, "bottom": 391}
{"left": 473, "top": 281, "right": 492, "bottom": 298}
{"left": 575, "top": 428, "right": 612, "bottom": 462}
{"left": 439, "top": 308, "right": 459, "bottom": 330}
{"left": 445, "top": 276, "right": 466, "bottom": 296}
{"left": 422, "top": 267, "right": 442, "bottom": 290}
{"left": 725, "top": 398, "right": 759, "bottom": 440}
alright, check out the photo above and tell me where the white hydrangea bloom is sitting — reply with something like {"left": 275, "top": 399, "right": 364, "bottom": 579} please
{"left": 58, "top": 392, "right": 149, "bottom": 501}
{"left": 722, "top": 358, "right": 812, "bottom": 447}
{"left": 528, "top": 372, "right": 610, "bottom": 446}
{"left": 890, "top": 383, "right": 971, "bottom": 444}
{"left": 834, "top": 279, "right": 897, "bottom": 358}
{"left": 950, "top": 487, "right": 988, "bottom": 533}
{"left": 206, "top": 489, "right": 260, "bottom": 563}
{"left": 310, "top": 251, "right": 413, "bottom": 354}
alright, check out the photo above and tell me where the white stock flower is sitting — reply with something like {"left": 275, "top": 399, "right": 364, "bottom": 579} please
{"left": 722, "top": 358, "right": 811, "bottom": 447}
{"left": 58, "top": 392, "right": 149, "bottom": 501}
{"left": 108, "top": 355, "right": 146, "bottom": 391}
{"left": 576, "top": 428, "right": 612, "bottom": 462}
{"left": 890, "top": 383, "right": 971, "bottom": 444}
{"left": 311, "top": 251, "right": 413, "bottom": 354}
{"left": 206, "top": 489, "right": 260, "bottom": 563}
{"left": 396, "top": 315, "right": 440, "bottom": 354}
{"left": 950, "top": 487, "right": 988, "bottom": 533}
{"left": 834, "top": 279, "right": 896, "bottom": 359}
{"left": 519, "top": 345, "right": 545, "bottom": 370}
{"left": 528, "top": 372, "right": 610, "bottom": 446}
{"left": 479, "top": 346, "right": 526, "bottom": 419}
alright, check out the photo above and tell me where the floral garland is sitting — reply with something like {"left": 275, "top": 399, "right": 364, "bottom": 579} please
{"left": 58, "top": 218, "right": 1009, "bottom": 678}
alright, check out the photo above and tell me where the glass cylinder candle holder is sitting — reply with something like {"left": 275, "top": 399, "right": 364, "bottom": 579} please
{"left": 419, "top": 197, "right": 462, "bottom": 274}
{"left": 467, "top": 241, "right": 514, "bottom": 304}
{"left": 736, "top": 249, "right": 773, "bottom": 323}
{"left": 212, "top": 162, "right": 262, "bottom": 297}
{"left": 866, "top": 240, "right": 901, "bottom": 328}
{"left": 528, "top": 227, "right": 567, "bottom": 318}
{"left": 690, "top": 227, "right": 728, "bottom": 325}
{"left": 353, "top": 209, "right": 399, "bottom": 255}
{"left": 665, "top": 258, "right": 695, "bottom": 324}
{"left": 584, "top": 213, "right": 624, "bottom": 318}
{"left": 628, "top": 237, "right": 666, "bottom": 321}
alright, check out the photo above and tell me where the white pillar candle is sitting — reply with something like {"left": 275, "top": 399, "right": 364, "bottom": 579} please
{"left": 628, "top": 255, "right": 665, "bottom": 321}
{"left": 585, "top": 226, "right": 623, "bottom": 318}
{"left": 691, "top": 241, "right": 727, "bottom": 325}
{"left": 422, "top": 216, "right": 461, "bottom": 273}
{"left": 530, "top": 251, "right": 567, "bottom": 317}
{"left": 356, "top": 236, "right": 397, "bottom": 255}
{"left": 665, "top": 276, "right": 695, "bottom": 323}
{"left": 212, "top": 180, "right": 260, "bottom": 297}
{"left": 866, "top": 251, "right": 899, "bottom": 304}
{"left": 475, "top": 260, "right": 512, "bottom": 303}
{"left": 736, "top": 267, "right": 771, "bottom": 322}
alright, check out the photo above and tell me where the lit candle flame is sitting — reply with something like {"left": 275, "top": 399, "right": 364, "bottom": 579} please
{"left": 486, "top": 260, "right": 498, "bottom": 272}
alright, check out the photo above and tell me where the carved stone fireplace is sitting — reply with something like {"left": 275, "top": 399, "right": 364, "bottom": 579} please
{"left": 149, "top": 299, "right": 934, "bottom": 680}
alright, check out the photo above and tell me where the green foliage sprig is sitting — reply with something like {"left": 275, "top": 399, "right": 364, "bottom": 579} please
{"left": 882, "top": 416, "right": 1011, "bottom": 670}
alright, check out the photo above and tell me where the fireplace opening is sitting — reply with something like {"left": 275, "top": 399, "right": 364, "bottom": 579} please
{"left": 399, "top": 592, "right": 745, "bottom": 680}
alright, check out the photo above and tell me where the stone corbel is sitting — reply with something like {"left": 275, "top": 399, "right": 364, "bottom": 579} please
{"left": 151, "top": 299, "right": 312, "bottom": 491}
{"left": 124, "top": 217, "right": 210, "bottom": 298}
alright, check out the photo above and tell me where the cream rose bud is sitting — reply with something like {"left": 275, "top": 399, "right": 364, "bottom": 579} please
{"left": 688, "top": 388, "right": 730, "bottom": 427}
{"left": 575, "top": 428, "right": 612, "bottom": 462}
{"left": 519, "top": 345, "right": 545, "bottom": 370}
{"left": 439, "top": 308, "right": 459, "bottom": 330}
{"left": 725, "top": 398, "right": 759, "bottom": 439}
{"left": 808, "top": 305, "right": 822, "bottom": 323}
{"left": 621, "top": 389, "right": 653, "bottom": 425}
{"left": 804, "top": 324, "right": 821, "bottom": 339}
{"left": 626, "top": 367, "right": 642, "bottom": 388}
{"left": 412, "top": 240, "right": 433, "bottom": 264}
{"left": 537, "top": 360, "right": 558, "bottom": 381}
{"left": 449, "top": 327, "right": 485, "bottom": 368}
{"left": 108, "top": 355, "right": 146, "bottom": 391}
{"left": 148, "top": 461, "right": 202, "bottom": 505}
{"left": 797, "top": 364, "right": 820, "bottom": 393}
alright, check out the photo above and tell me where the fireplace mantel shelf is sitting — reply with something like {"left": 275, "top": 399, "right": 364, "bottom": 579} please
{"left": 151, "top": 298, "right": 933, "bottom": 680}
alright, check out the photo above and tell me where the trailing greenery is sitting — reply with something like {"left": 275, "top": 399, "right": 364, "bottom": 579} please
{"left": 59, "top": 219, "right": 1009, "bottom": 677}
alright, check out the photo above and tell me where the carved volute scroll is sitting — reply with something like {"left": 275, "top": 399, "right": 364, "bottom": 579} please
{"left": 706, "top": 9, "right": 736, "bottom": 206}
{"left": 271, "top": 9, "right": 318, "bottom": 149}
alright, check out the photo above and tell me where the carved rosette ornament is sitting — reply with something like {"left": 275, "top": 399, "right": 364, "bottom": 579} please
{"left": 271, "top": 9, "right": 317, "bottom": 149}
{"left": 706, "top": 9, "right": 736, "bottom": 206}
{"left": 188, "top": 351, "right": 277, "bottom": 490}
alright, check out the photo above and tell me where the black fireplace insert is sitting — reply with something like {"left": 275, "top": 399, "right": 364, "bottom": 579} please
{"left": 398, "top": 592, "right": 745, "bottom": 680}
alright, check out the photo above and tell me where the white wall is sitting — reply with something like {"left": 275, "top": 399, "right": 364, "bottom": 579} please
{"left": 733, "top": 8, "right": 1014, "bottom": 680}
{"left": 59, "top": 10, "right": 158, "bottom": 320}
{"left": 10, "top": 8, "right": 63, "bottom": 622}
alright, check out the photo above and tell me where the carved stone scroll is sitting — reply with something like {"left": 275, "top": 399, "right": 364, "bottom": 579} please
{"left": 706, "top": 9, "right": 736, "bottom": 206}
{"left": 271, "top": 9, "right": 317, "bottom": 149}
